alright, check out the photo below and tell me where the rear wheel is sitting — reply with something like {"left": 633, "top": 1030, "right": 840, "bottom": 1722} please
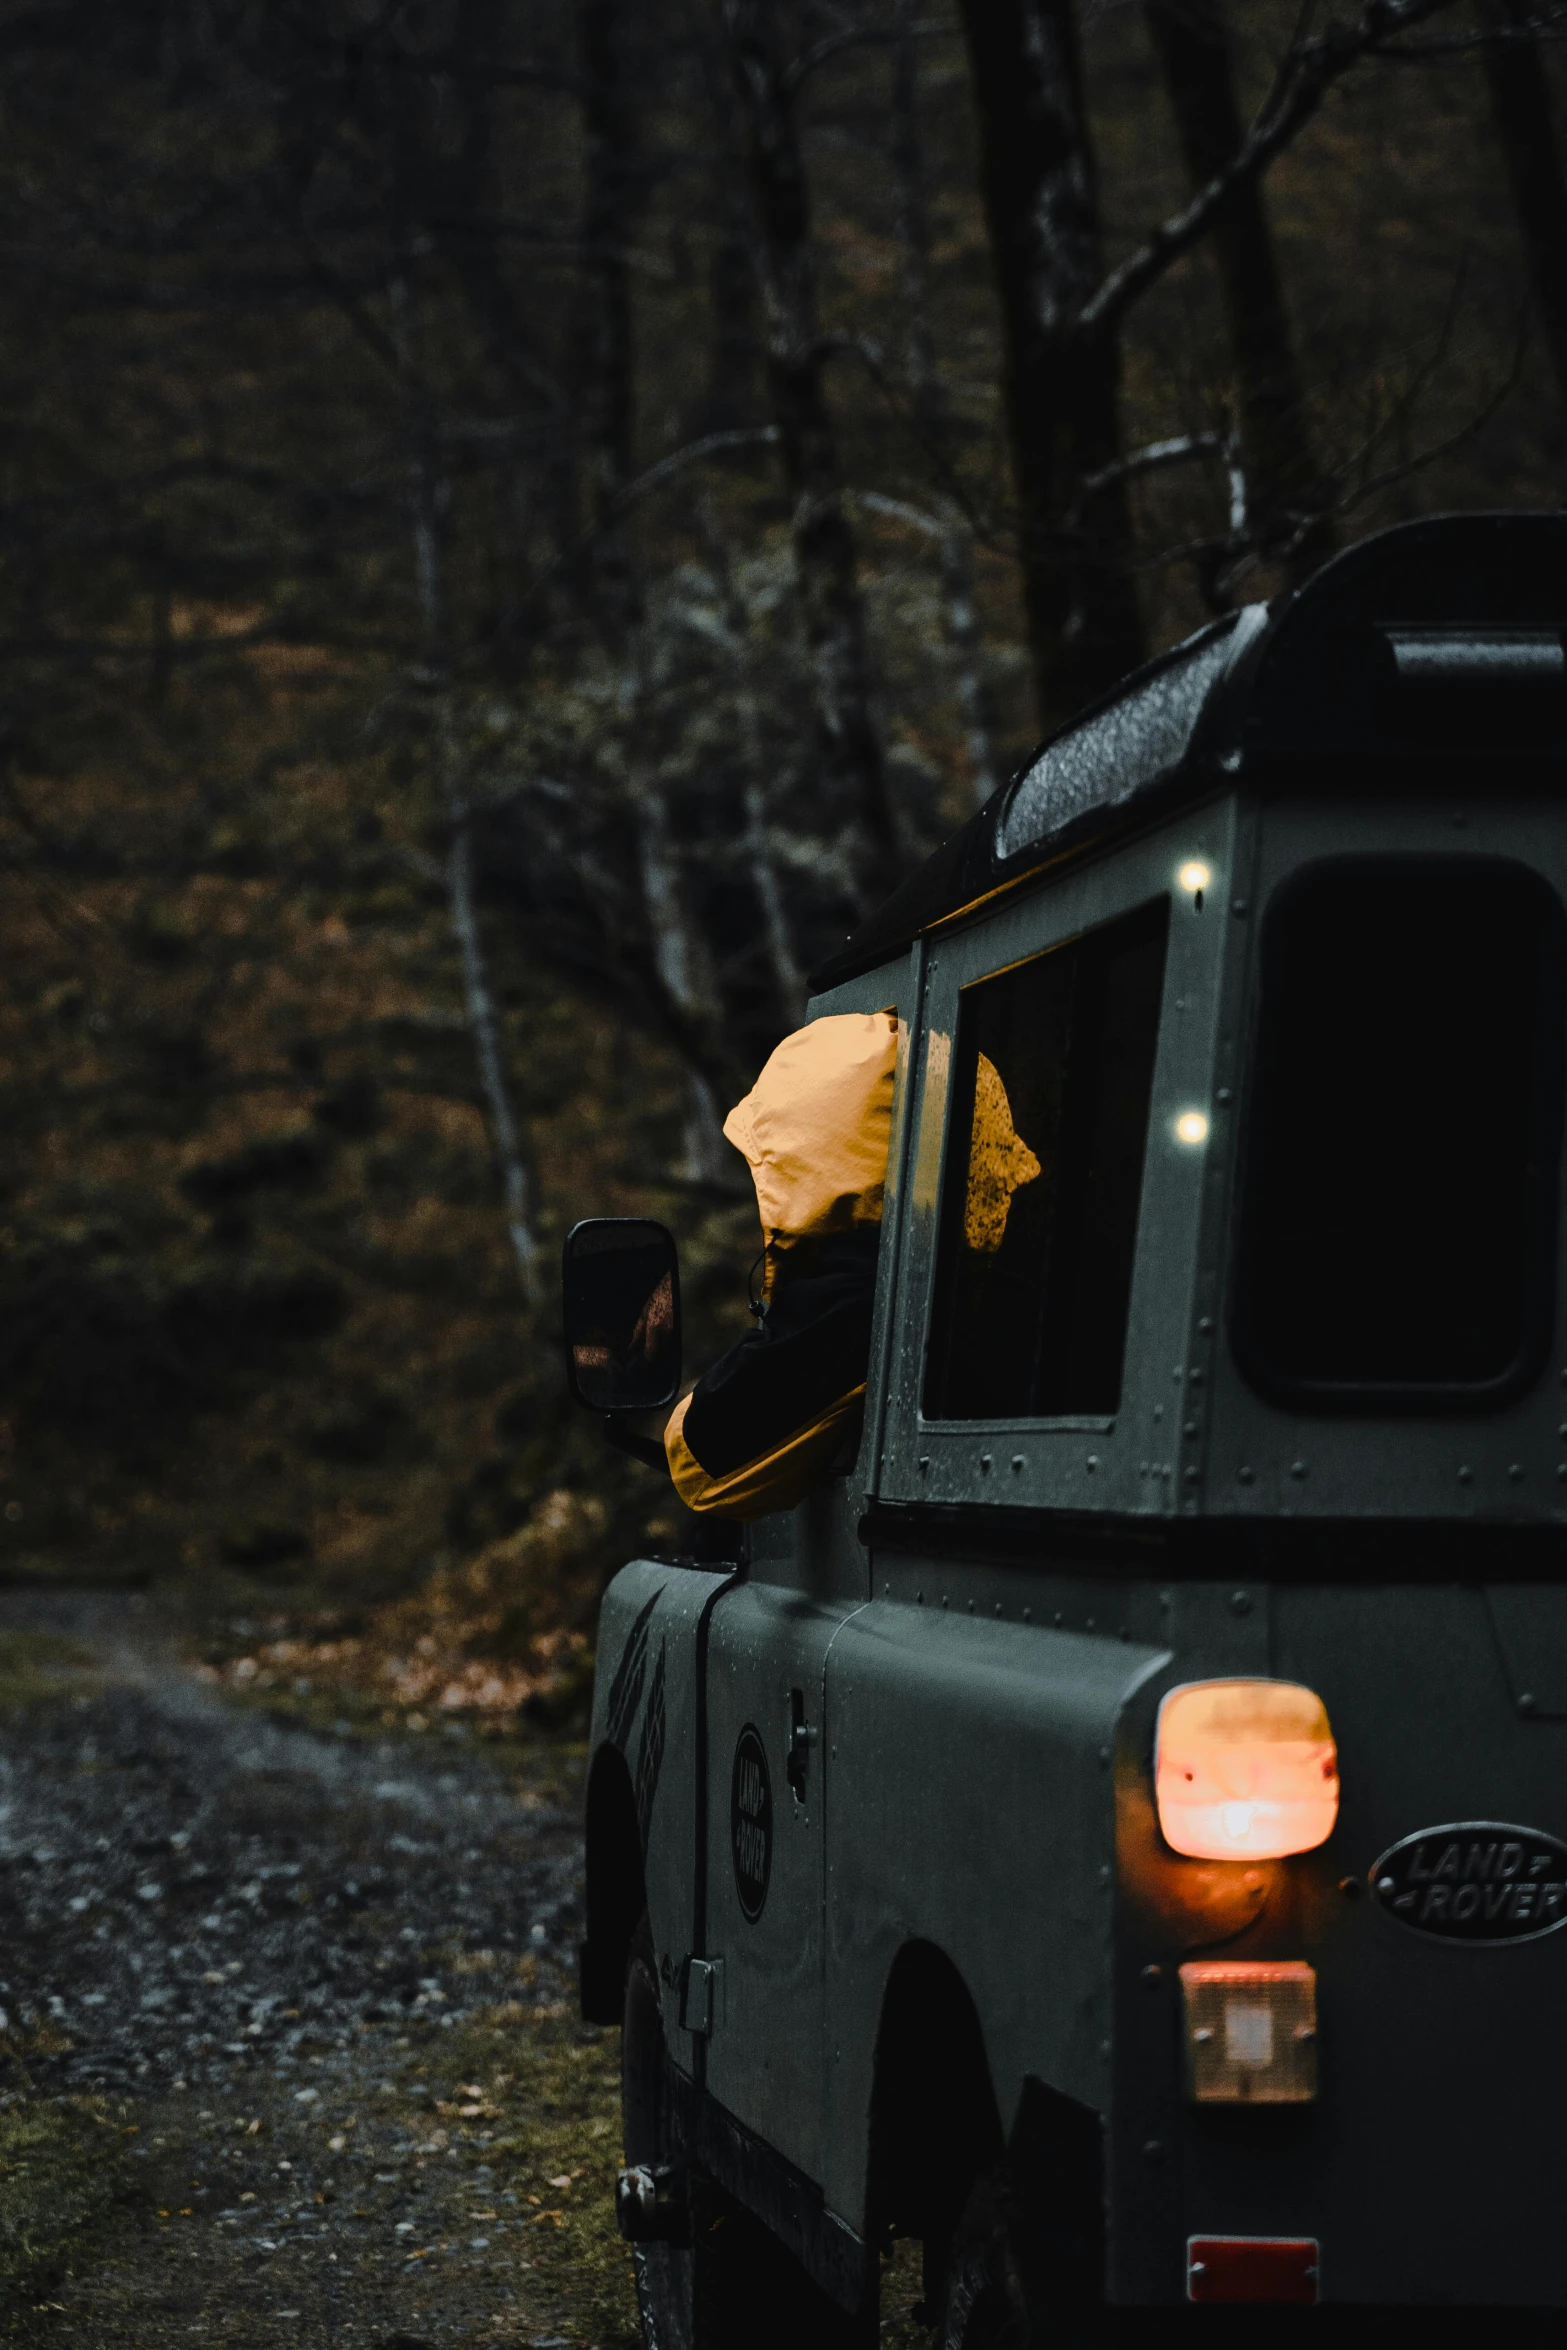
{"left": 941, "top": 2168, "right": 1037, "bottom": 2350}
{"left": 621, "top": 1913, "right": 702, "bottom": 2349}
{"left": 621, "top": 1912, "right": 872, "bottom": 2349}
{"left": 942, "top": 2159, "right": 1110, "bottom": 2350}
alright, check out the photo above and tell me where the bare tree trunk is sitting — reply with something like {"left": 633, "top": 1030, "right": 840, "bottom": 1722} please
{"left": 1483, "top": 0, "right": 1567, "bottom": 414}
{"left": 577, "top": 0, "right": 640, "bottom": 634}
{"left": 392, "top": 271, "right": 540, "bottom": 1300}
{"left": 705, "top": 211, "right": 759, "bottom": 433}
{"left": 680, "top": 1067, "right": 743, "bottom": 1189}
{"left": 423, "top": 0, "right": 575, "bottom": 601}
{"left": 1142, "top": 0, "right": 1332, "bottom": 578}
{"left": 887, "top": 0, "right": 1000, "bottom": 803}
{"left": 696, "top": 503, "right": 807, "bottom": 1025}
{"left": 861, "top": 491, "right": 1000, "bottom": 806}
{"left": 891, "top": 0, "right": 942, "bottom": 442}
{"left": 620, "top": 674, "right": 722, "bottom": 1039}
{"left": 446, "top": 786, "right": 541, "bottom": 1296}
{"left": 938, "top": 521, "right": 1001, "bottom": 806}
{"left": 721, "top": 0, "right": 899, "bottom": 886}
{"left": 956, "top": 0, "right": 1143, "bottom": 728}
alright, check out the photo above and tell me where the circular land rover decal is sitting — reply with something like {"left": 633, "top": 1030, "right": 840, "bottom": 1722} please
{"left": 1370, "top": 1821, "right": 1567, "bottom": 1942}
{"left": 731, "top": 1724, "right": 772, "bottom": 1923}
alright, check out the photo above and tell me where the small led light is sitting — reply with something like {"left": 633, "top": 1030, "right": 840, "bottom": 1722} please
{"left": 1174, "top": 1110, "right": 1209, "bottom": 1146}
{"left": 1178, "top": 860, "right": 1212, "bottom": 893}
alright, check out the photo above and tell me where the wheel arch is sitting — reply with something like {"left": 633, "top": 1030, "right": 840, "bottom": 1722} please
{"left": 580, "top": 1739, "right": 645, "bottom": 2025}
{"left": 862, "top": 1938, "right": 1105, "bottom": 2314}
{"left": 863, "top": 1938, "right": 1003, "bottom": 2252}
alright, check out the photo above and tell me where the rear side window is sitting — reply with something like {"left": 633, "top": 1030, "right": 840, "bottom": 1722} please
{"left": 1232, "top": 857, "right": 1567, "bottom": 1409}
{"left": 923, "top": 901, "right": 1169, "bottom": 1421}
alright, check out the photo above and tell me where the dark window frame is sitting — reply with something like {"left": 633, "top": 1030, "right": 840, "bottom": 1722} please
{"left": 921, "top": 896, "right": 1170, "bottom": 1425}
{"left": 1229, "top": 853, "right": 1567, "bottom": 1415}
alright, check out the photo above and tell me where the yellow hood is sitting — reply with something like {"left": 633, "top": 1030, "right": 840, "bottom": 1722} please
{"left": 723, "top": 1012, "right": 898, "bottom": 1245}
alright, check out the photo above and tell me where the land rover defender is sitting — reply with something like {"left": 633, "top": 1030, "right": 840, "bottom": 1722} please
{"left": 564, "top": 513, "right": 1567, "bottom": 2338}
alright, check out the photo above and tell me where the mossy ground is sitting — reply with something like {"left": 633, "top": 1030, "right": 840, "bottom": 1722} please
{"left": 0, "top": 1633, "right": 97, "bottom": 1715}
{"left": 0, "top": 1626, "right": 930, "bottom": 2340}
{"left": 0, "top": 2095, "right": 133, "bottom": 2330}
{"left": 424, "top": 2007, "right": 640, "bottom": 2346}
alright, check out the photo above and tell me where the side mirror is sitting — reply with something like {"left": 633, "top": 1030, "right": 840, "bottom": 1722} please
{"left": 562, "top": 1218, "right": 683, "bottom": 1415}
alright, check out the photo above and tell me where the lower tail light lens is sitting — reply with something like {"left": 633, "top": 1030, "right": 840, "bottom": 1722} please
{"left": 1188, "top": 2236, "right": 1319, "bottom": 2304}
{"left": 1155, "top": 1679, "right": 1339, "bottom": 1859}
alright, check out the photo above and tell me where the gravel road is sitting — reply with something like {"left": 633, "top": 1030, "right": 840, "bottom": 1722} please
{"left": 0, "top": 1592, "right": 632, "bottom": 2348}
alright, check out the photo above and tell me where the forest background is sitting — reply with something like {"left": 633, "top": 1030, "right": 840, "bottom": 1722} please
{"left": 0, "top": 0, "right": 1562, "bottom": 1728}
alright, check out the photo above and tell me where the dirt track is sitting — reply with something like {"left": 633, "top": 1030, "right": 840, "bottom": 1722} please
{"left": 0, "top": 1592, "right": 634, "bottom": 2348}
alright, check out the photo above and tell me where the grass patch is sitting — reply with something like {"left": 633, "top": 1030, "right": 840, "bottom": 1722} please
{"left": 0, "top": 1633, "right": 95, "bottom": 1715}
{"left": 437, "top": 2004, "right": 640, "bottom": 2348}
{"left": 432, "top": 2001, "right": 931, "bottom": 2346}
{"left": 0, "top": 2098, "right": 131, "bottom": 2327}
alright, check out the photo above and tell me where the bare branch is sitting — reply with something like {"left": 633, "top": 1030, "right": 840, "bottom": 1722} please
{"left": 1073, "top": 431, "right": 1227, "bottom": 508}
{"left": 1375, "top": 1, "right": 1567, "bottom": 46}
{"left": 782, "top": 18, "right": 958, "bottom": 96}
{"left": 1080, "top": 0, "right": 1464, "bottom": 337}
{"left": 1329, "top": 324, "right": 1528, "bottom": 517}
{"left": 603, "top": 427, "right": 781, "bottom": 515}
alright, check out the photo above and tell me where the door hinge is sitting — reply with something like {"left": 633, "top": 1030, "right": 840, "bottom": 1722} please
{"left": 680, "top": 1955, "right": 724, "bottom": 2037}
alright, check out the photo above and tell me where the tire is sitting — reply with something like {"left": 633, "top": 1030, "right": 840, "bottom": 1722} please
{"left": 621, "top": 1911, "right": 871, "bottom": 2350}
{"left": 622, "top": 1912, "right": 702, "bottom": 2350}
{"left": 941, "top": 2168, "right": 1038, "bottom": 2350}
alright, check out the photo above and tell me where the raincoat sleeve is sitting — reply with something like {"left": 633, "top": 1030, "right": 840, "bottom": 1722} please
{"left": 662, "top": 1008, "right": 898, "bottom": 1519}
{"left": 664, "top": 1384, "right": 867, "bottom": 1519}
{"left": 662, "top": 1227, "right": 880, "bottom": 1519}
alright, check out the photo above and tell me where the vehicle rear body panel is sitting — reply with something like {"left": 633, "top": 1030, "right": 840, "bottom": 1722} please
{"left": 1114, "top": 1577, "right": 1567, "bottom": 2304}
{"left": 821, "top": 1586, "right": 1167, "bottom": 2224}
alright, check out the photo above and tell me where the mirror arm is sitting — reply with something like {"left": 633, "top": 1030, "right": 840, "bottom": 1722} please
{"left": 602, "top": 1416, "right": 670, "bottom": 1474}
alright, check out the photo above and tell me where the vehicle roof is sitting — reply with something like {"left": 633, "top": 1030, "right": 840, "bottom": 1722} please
{"left": 809, "top": 511, "right": 1567, "bottom": 993}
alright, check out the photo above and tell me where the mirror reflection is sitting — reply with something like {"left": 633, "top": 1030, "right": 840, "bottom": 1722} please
{"left": 562, "top": 1218, "right": 682, "bottom": 1413}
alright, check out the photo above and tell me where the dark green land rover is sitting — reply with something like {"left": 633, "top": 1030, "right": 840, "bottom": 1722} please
{"left": 565, "top": 513, "right": 1567, "bottom": 2340}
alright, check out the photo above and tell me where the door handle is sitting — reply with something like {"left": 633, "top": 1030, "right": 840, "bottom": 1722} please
{"left": 786, "top": 1686, "right": 819, "bottom": 1800}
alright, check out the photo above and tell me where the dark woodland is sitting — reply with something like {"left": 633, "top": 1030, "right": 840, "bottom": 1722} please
{"left": 0, "top": 0, "right": 1562, "bottom": 1653}
{"left": 0, "top": 1, "right": 1563, "bottom": 2334}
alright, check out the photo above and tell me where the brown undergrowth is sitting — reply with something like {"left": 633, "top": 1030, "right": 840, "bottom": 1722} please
{"left": 198, "top": 1485, "right": 624, "bottom": 1738}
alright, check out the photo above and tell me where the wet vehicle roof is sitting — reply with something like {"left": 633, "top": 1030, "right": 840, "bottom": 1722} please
{"left": 810, "top": 512, "right": 1567, "bottom": 993}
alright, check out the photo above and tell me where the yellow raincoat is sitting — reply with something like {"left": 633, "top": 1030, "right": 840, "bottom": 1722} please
{"left": 665, "top": 1013, "right": 897, "bottom": 1517}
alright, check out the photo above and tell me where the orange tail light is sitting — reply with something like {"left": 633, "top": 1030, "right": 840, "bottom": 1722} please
{"left": 1155, "top": 1679, "right": 1339, "bottom": 1860}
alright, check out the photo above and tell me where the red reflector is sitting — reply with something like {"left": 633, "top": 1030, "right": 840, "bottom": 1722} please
{"left": 1187, "top": 2236, "right": 1319, "bottom": 2304}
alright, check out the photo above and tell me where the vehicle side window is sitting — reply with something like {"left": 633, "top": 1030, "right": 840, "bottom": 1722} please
{"left": 923, "top": 899, "right": 1169, "bottom": 1420}
{"left": 1232, "top": 856, "right": 1567, "bottom": 1407}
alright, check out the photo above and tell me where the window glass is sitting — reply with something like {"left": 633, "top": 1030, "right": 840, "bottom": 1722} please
{"left": 1233, "top": 857, "right": 1567, "bottom": 1406}
{"left": 923, "top": 901, "right": 1169, "bottom": 1421}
